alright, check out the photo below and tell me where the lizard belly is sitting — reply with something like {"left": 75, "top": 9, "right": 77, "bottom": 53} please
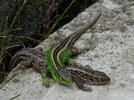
{"left": 58, "top": 48, "right": 73, "bottom": 66}
{"left": 45, "top": 48, "right": 72, "bottom": 85}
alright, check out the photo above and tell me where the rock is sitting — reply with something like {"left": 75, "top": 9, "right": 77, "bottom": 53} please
{"left": 0, "top": 0, "right": 134, "bottom": 100}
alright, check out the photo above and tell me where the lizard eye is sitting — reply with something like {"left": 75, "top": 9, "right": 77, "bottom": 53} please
{"left": 40, "top": 62, "right": 43, "bottom": 67}
{"left": 32, "top": 58, "right": 37, "bottom": 61}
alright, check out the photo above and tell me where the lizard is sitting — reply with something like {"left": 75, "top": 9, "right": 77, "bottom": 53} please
{"left": 66, "top": 63, "right": 110, "bottom": 91}
{"left": 9, "top": 48, "right": 47, "bottom": 72}
{"left": 42, "top": 13, "right": 101, "bottom": 86}
{"left": 10, "top": 13, "right": 103, "bottom": 87}
{"left": 9, "top": 48, "right": 110, "bottom": 91}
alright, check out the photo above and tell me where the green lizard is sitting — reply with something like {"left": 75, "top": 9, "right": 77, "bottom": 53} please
{"left": 42, "top": 13, "right": 101, "bottom": 87}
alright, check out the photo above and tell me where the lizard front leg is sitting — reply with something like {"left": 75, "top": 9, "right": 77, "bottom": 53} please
{"left": 12, "top": 58, "right": 32, "bottom": 72}
{"left": 16, "top": 61, "right": 29, "bottom": 71}
{"left": 63, "top": 57, "right": 75, "bottom": 65}
{"left": 72, "top": 75, "right": 92, "bottom": 91}
{"left": 41, "top": 67, "right": 50, "bottom": 87}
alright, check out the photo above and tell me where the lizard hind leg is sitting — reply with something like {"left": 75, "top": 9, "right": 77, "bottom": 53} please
{"left": 41, "top": 68, "right": 50, "bottom": 87}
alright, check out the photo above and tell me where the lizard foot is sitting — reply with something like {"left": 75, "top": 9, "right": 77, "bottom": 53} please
{"left": 43, "top": 79, "right": 50, "bottom": 87}
{"left": 13, "top": 64, "right": 27, "bottom": 72}
{"left": 79, "top": 85, "right": 92, "bottom": 92}
{"left": 41, "top": 68, "right": 50, "bottom": 87}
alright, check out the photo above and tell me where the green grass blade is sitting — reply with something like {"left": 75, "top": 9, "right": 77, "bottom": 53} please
{"left": 44, "top": 0, "right": 76, "bottom": 39}
{"left": 0, "top": 0, "right": 26, "bottom": 58}
{"left": 8, "top": 0, "right": 26, "bottom": 32}
{"left": 56, "top": 3, "right": 59, "bottom": 22}
{"left": 0, "top": 72, "right": 19, "bottom": 89}
{"left": 0, "top": 9, "right": 3, "bottom": 32}
{"left": 10, "top": 93, "right": 22, "bottom": 100}
{"left": 0, "top": 27, "right": 22, "bottom": 35}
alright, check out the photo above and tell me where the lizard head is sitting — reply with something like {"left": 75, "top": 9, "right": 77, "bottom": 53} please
{"left": 58, "top": 68, "right": 72, "bottom": 85}
{"left": 32, "top": 58, "right": 47, "bottom": 72}
{"left": 87, "top": 70, "right": 110, "bottom": 85}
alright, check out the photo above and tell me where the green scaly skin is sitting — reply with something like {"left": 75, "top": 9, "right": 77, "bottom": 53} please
{"left": 42, "top": 47, "right": 74, "bottom": 87}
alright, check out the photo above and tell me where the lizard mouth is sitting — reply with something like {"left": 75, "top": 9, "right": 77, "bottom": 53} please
{"left": 92, "top": 82, "right": 110, "bottom": 86}
{"left": 91, "top": 76, "right": 111, "bottom": 86}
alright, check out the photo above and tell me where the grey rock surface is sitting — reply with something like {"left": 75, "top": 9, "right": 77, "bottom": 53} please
{"left": 0, "top": 0, "right": 134, "bottom": 100}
